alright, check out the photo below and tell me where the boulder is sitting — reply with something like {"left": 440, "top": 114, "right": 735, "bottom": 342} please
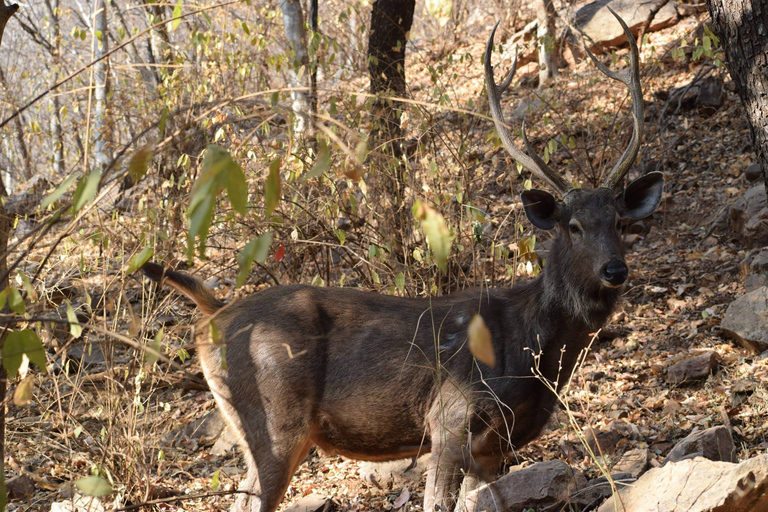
{"left": 570, "top": 0, "right": 679, "bottom": 50}
{"left": 613, "top": 448, "right": 650, "bottom": 478}
{"left": 598, "top": 455, "right": 768, "bottom": 512}
{"left": 721, "top": 287, "right": 768, "bottom": 353}
{"left": 463, "top": 460, "right": 587, "bottom": 512}
{"left": 664, "top": 426, "right": 737, "bottom": 465}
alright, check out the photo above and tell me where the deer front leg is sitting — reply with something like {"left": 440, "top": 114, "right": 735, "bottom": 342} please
{"left": 424, "top": 382, "right": 473, "bottom": 511}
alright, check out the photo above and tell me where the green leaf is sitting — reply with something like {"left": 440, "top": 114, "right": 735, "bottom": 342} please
{"left": 264, "top": 158, "right": 281, "bottom": 218}
{"left": 128, "top": 146, "right": 154, "bottom": 183}
{"left": 2, "top": 329, "right": 46, "bottom": 379}
{"left": 395, "top": 272, "right": 405, "bottom": 292}
{"left": 146, "top": 327, "right": 163, "bottom": 365}
{"left": 126, "top": 247, "right": 154, "bottom": 274}
{"left": 211, "top": 469, "right": 220, "bottom": 491}
{"left": 67, "top": 302, "right": 83, "bottom": 338}
{"left": 223, "top": 162, "right": 248, "bottom": 215}
{"left": 412, "top": 202, "right": 453, "bottom": 273}
{"left": 305, "top": 139, "right": 331, "bottom": 179}
{"left": 171, "top": 1, "right": 183, "bottom": 31}
{"left": 41, "top": 172, "right": 80, "bottom": 209}
{"left": 236, "top": 233, "right": 273, "bottom": 287}
{"left": 8, "top": 287, "right": 25, "bottom": 315}
{"left": 0, "top": 287, "right": 8, "bottom": 311}
{"left": 158, "top": 107, "right": 169, "bottom": 138}
{"left": 72, "top": 170, "right": 101, "bottom": 212}
{"left": 75, "top": 475, "right": 112, "bottom": 497}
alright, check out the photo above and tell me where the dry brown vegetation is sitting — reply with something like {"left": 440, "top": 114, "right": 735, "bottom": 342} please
{"left": 1, "top": 1, "right": 766, "bottom": 511}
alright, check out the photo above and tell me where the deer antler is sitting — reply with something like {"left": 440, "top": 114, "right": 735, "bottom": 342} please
{"left": 484, "top": 22, "right": 572, "bottom": 195}
{"left": 584, "top": 7, "right": 644, "bottom": 189}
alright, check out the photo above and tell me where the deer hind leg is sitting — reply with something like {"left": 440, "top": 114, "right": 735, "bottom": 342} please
{"left": 230, "top": 412, "right": 313, "bottom": 512}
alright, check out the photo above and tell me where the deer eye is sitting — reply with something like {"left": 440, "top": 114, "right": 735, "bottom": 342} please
{"left": 569, "top": 221, "right": 582, "bottom": 235}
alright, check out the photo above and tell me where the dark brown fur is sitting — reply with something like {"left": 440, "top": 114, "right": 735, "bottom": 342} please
{"left": 139, "top": 176, "right": 663, "bottom": 512}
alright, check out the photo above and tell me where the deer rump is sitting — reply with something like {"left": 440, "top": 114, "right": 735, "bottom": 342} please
{"left": 143, "top": 263, "right": 578, "bottom": 508}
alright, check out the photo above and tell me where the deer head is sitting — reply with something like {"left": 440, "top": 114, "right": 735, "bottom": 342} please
{"left": 485, "top": 7, "right": 663, "bottom": 289}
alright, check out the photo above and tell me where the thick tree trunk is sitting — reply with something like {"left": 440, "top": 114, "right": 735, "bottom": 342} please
{"left": 707, "top": 0, "right": 768, "bottom": 197}
{"left": 368, "top": 0, "right": 415, "bottom": 261}
{"left": 280, "top": 0, "right": 313, "bottom": 136}
{"left": 368, "top": 0, "right": 415, "bottom": 156}
{"left": 534, "top": 0, "right": 558, "bottom": 86}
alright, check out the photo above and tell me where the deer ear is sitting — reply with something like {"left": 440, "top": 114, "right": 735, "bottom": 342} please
{"left": 522, "top": 189, "right": 561, "bottom": 230}
{"left": 619, "top": 172, "right": 664, "bottom": 220}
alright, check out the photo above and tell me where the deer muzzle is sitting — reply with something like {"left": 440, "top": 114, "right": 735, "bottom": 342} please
{"left": 601, "top": 259, "right": 628, "bottom": 287}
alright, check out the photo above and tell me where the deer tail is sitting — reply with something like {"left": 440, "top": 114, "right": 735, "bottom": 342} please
{"left": 140, "top": 262, "right": 225, "bottom": 315}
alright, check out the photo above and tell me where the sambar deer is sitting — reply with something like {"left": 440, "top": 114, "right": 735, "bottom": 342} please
{"left": 140, "top": 9, "right": 662, "bottom": 512}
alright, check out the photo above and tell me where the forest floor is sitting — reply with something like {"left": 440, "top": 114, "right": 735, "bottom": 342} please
{"left": 7, "top": 7, "right": 768, "bottom": 512}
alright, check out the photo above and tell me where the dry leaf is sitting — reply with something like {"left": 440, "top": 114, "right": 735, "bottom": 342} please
{"left": 468, "top": 314, "right": 495, "bottom": 368}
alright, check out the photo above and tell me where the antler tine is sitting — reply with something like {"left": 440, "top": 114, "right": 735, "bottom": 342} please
{"left": 584, "top": 7, "right": 644, "bottom": 189}
{"left": 485, "top": 22, "right": 571, "bottom": 195}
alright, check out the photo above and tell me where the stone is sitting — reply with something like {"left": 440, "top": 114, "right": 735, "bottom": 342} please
{"left": 359, "top": 455, "right": 428, "bottom": 490}
{"left": 750, "top": 248, "right": 768, "bottom": 272}
{"left": 6, "top": 473, "right": 35, "bottom": 500}
{"left": 697, "top": 77, "right": 724, "bottom": 116}
{"left": 284, "top": 494, "right": 332, "bottom": 512}
{"left": 570, "top": 0, "right": 679, "bottom": 50}
{"left": 571, "top": 472, "right": 635, "bottom": 509}
{"left": 50, "top": 494, "right": 107, "bottom": 512}
{"left": 744, "top": 163, "right": 762, "bottom": 182}
{"left": 463, "top": 460, "right": 587, "bottom": 512}
{"left": 664, "top": 426, "right": 737, "bottom": 464}
{"left": 721, "top": 287, "right": 768, "bottom": 353}
{"left": 585, "top": 427, "right": 621, "bottom": 456}
{"left": 711, "top": 185, "right": 768, "bottom": 245}
{"left": 613, "top": 448, "right": 650, "bottom": 478}
{"left": 744, "top": 273, "right": 768, "bottom": 292}
{"left": 666, "top": 352, "right": 717, "bottom": 385}
{"left": 598, "top": 455, "right": 768, "bottom": 512}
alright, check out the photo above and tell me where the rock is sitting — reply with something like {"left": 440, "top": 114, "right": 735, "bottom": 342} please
{"left": 284, "top": 494, "right": 332, "bottom": 512}
{"left": 613, "top": 448, "right": 649, "bottom": 478}
{"left": 50, "top": 494, "right": 107, "bottom": 512}
{"left": 165, "top": 410, "right": 229, "bottom": 447}
{"left": 570, "top": 0, "right": 679, "bottom": 50}
{"left": 210, "top": 426, "right": 241, "bottom": 456}
{"left": 744, "top": 163, "right": 762, "bottom": 182}
{"left": 744, "top": 273, "right": 768, "bottom": 292}
{"left": 585, "top": 427, "right": 621, "bottom": 455}
{"left": 463, "top": 460, "right": 587, "bottom": 512}
{"left": 750, "top": 248, "right": 768, "bottom": 272}
{"left": 711, "top": 185, "right": 768, "bottom": 245}
{"left": 666, "top": 352, "right": 717, "bottom": 385}
{"left": 598, "top": 455, "right": 768, "bottom": 512}
{"left": 664, "top": 426, "right": 736, "bottom": 464}
{"left": 571, "top": 472, "right": 635, "bottom": 509}
{"left": 359, "top": 455, "right": 428, "bottom": 490}
{"left": 697, "top": 77, "right": 724, "bottom": 116}
{"left": 721, "top": 287, "right": 768, "bottom": 353}
{"left": 6, "top": 473, "right": 35, "bottom": 500}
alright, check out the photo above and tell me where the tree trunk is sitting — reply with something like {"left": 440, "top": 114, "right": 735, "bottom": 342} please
{"left": 534, "top": 0, "right": 558, "bottom": 86}
{"left": 92, "top": 0, "right": 110, "bottom": 170}
{"left": 368, "top": 0, "right": 415, "bottom": 156}
{"left": 707, "top": 0, "right": 768, "bottom": 197}
{"left": 280, "top": 0, "right": 313, "bottom": 137}
{"left": 0, "top": 2, "right": 20, "bottom": 506}
{"left": 367, "top": 0, "right": 415, "bottom": 261}
{"left": 44, "top": 0, "right": 65, "bottom": 176}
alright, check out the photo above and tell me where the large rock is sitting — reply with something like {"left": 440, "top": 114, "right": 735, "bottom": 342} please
{"left": 664, "top": 426, "right": 737, "bottom": 464}
{"left": 712, "top": 185, "right": 768, "bottom": 246}
{"left": 463, "top": 460, "right": 586, "bottom": 512}
{"left": 721, "top": 287, "right": 768, "bottom": 353}
{"left": 613, "top": 448, "right": 650, "bottom": 478}
{"left": 571, "top": 0, "right": 679, "bottom": 49}
{"left": 598, "top": 455, "right": 768, "bottom": 512}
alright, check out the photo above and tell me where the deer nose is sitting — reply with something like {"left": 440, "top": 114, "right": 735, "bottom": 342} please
{"left": 602, "top": 260, "right": 628, "bottom": 286}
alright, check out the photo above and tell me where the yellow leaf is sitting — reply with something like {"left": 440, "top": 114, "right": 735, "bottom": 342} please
{"left": 468, "top": 314, "right": 495, "bottom": 367}
{"left": 13, "top": 376, "right": 34, "bottom": 406}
